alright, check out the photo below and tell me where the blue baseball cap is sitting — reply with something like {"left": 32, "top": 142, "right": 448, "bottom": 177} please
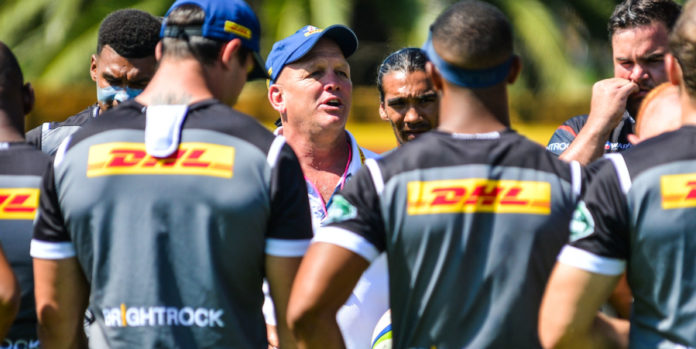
{"left": 265, "top": 24, "right": 358, "bottom": 85}
{"left": 161, "top": 0, "right": 268, "bottom": 80}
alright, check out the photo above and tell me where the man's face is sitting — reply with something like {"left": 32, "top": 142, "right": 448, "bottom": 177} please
{"left": 275, "top": 38, "right": 352, "bottom": 134}
{"left": 90, "top": 44, "right": 156, "bottom": 113}
{"left": 612, "top": 21, "right": 670, "bottom": 116}
{"left": 379, "top": 70, "right": 438, "bottom": 144}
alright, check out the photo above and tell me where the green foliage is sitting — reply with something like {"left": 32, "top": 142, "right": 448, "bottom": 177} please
{"left": 2, "top": 0, "right": 667, "bottom": 122}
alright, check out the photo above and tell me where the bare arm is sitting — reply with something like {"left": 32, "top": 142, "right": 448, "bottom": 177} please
{"left": 287, "top": 242, "right": 370, "bottom": 349}
{"left": 539, "top": 263, "right": 629, "bottom": 349}
{"left": 608, "top": 273, "right": 632, "bottom": 319}
{"left": 266, "top": 255, "right": 303, "bottom": 349}
{"left": 0, "top": 247, "right": 19, "bottom": 340}
{"left": 559, "top": 78, "right": 638, "bottom": 165}
{"left": 34, "top": 257, "right": 89, "bottom": 349}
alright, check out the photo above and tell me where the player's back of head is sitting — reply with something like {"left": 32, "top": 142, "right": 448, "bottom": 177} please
{"left": 97, "top": 9, "right": 161, "bottom": 58}
{"left": 634, "top": 82, "right": 680, "bottom": 141}
{"left": 0, "top": 42, "right": 27, "bottom": 133}
{"left": 160, "top": 4, "right": 227, "bottom": 66}
{"left": 670, "top": 0, "right": 696, "bottom": 99}
{"left": 430, "top": 0, "right": 513, "bottom": 69}
{"left": 608, "top": 0, "right": 682, "bottom": 38}
{"left": 0, "top": 42, "right": 23, "bottom": 93}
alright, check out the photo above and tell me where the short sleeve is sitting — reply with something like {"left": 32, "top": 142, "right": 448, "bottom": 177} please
{"left": 25, "top": 124, "right": 43, "bottom": 151}
{"left": 558, "top": 159, "right": 630, "bottom": 275}
{"left": 546, "top": 120, "right": 579, "bottom": 155}
{"left": 31, "top": 160, "right": 75, "bottom": 259}
{"left": 315, "top": 161, "right": 385, "bottom": 263}
{"left": 265, "top": 140, "right": 313, "bottom": 257}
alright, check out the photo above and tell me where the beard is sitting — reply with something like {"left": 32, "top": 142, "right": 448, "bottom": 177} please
{"left": 626, "top": 94, "right": 642, "bottom": 117}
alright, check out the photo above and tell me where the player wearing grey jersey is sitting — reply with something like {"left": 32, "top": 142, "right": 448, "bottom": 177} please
{"left": 0, "top": 42, "right": 48, "bottom": 346}
{"left": 30, "top": 1, "right": 312, "bottom": 347}
{"left": 287, "top": 2, "right": 584, "bottom": 348}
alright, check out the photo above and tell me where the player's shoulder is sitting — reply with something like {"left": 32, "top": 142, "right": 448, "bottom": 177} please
{"left": 0, "top": 142, "right": 51, "bottom": 175}
{"left": 68, "top": 99, "right": 277, "bottom": 155}
{"left": 379, "top": 129, "right": 573, "bottom": 181}
{"left": 25, "top": 104, "right": 97, "bottom": 148}
{"left": 619, "top": 126, "right": 696, "bottom": 178}
{"left": 561, "top": 114, "right": 590, "bottom": 127}
{"left": 182, "top": 99, "right": 277, "bottom": 152}
{"left": 552, "top": 114, "right": 589, "bottom": 136}
{"left": 56, "top": 105, "right": 97, "bottom": 127}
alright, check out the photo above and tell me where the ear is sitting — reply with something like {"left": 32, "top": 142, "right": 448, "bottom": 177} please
{"left": 627, "top": 133, "right": 641, "bottom": 145}
{"left": 267, "top": 84, "right": 286, "bottom": 114}
{"left": 665, "top": 53, "right": 682, "bottom": 86}
{"left": 155, "top": 41, "right": 163, "bottom": 61}
{"left": 90, "top": 54, "right": 98, "bottom": 82}
{"left": 22, "top": 82, "right": 35, "bottom": 115}
{"left": 507, "top": 55, "right": 521, "bottom": 84}
{"left": 220, "top": 38, "right": 243, "bottom": 70}
{"left": 379, "top": 102, "right": 389, "bottom": 121}
{"left": 426, "top": 61, "right": 444, "bottom": 92}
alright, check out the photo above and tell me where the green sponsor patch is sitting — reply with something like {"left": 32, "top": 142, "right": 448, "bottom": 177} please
{"left": 569, "top": 201, "right": 595, "bottom": 242}
{"left": 324, "top": 195, "right": 357, "bottom": 224}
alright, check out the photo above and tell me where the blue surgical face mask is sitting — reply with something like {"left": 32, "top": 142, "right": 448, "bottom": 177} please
{"left": 96, "top": 85, "right": 143, "bottom": 104}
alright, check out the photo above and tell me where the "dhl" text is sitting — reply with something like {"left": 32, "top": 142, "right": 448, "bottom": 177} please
{"left": 0, "top": 188, "right": 39, "bottom": 220}
{"left": 661, "top": 174, "right": 696, "bottom": 209}
{"left": 87, "top": 142, "right": 234, "bottom": 178}
{"left": 407, "top": 179, "right": 551, "bottom": 215}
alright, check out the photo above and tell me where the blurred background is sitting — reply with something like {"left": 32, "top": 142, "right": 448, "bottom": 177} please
{"left": 1, "top": 0, "right": 681, "bottom": 152}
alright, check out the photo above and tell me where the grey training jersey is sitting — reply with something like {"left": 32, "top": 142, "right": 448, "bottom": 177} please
{"left": 25, "top": 104, "right": 98, "bottom": 156}
{"left": 318, "top": 130, "right": 583, "bottom": 348}
{"left": 560, "top": 126, "right": 696, "bottom": 348}
{"left": 0, "top": 142, "right": 50, "bottom": 347}
{"left": 31, "top": 100, "right": 313, "bottom": 348}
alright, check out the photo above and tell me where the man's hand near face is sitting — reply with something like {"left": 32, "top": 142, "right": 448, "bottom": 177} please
{"left": 558, "top": 78, "right": 638, "bottom": 165}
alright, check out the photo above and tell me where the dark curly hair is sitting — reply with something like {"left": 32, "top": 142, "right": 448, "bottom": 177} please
{"left": 97, "top": 9, "right": 161, "bottom": 58}
{"left": 608, "top": 0, "right": 681, "bottom": 39}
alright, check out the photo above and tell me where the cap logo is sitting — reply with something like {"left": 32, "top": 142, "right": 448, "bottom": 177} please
{"left": 304, "top": 26, "right": 323, "bottom": 37}
{"left": 224, "top": 20, "right": 252, "bottom": 39}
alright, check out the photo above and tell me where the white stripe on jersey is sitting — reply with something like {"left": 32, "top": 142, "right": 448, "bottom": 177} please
{"left": 267, "top": 136, "right": 286, "bottom": 168}
{"left": 30, "top": 239, "right": 76, "bottom": 259}
{"left": 265, "top": 238, "right": 311, "bottom": 257}
{"left": 313, "top": 226, "right": 380, "bottom": 263}
{"left": 365, "top": 159, "right": 384, "bottom": 195}
{"left": 570, "top": 160, "right": 582, "bottom": 201}
{"left": 557, "top": 245, "right": 625, "bottom": 276}
{"left": 604, "top": 153, "right": 632, "bottom": 194}
{"left": 53, "top": 135, "right": 72, "bottom": 168}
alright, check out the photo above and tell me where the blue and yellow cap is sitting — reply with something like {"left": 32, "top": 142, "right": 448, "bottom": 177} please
{"left": 265, "top": 24, "right": 358, "bottom": 85}
{"left": 161, "top": 0, "right": 268, "bottom": 80}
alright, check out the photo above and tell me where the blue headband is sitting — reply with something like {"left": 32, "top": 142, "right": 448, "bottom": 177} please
{"left": 422, "top": 34, "right": 512, "bottom": 88}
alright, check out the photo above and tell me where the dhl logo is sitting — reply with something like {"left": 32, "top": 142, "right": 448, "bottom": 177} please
{"left": 87, "top": 142, "right": 234, "bottom": 178}
{"left": 407, "top": 179, "right": 551, "bottom": 215}
{"left": 0, "top": 188, "right": 39, "bottom": 220}
{"left": 224, "top": 21, "right": 252, "bottom": 39}
{"left": 661, "top": 174, "right": 696, "bottom": 209}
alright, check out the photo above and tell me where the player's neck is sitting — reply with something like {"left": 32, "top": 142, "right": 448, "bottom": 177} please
{"left": 681, "top": 95, "right": 696, "bottom": 127}
{"left": 0, "top": 116, "right": 24, "bottom": 142}
{"left": 437, "top": 85, "right": 510, "bottom": 134}
{"left": 284, "top": 127, "right": 350, "bottom": 173}
{"left": 136, "top": 58, "right": 214, "bottom": 106}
